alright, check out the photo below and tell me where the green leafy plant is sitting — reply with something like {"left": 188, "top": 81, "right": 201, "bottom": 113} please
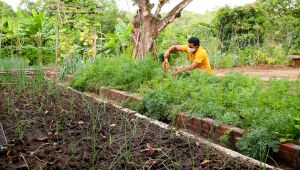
{"left": 140, "top": 89, "right": 172, "bottom": 122}
{"left": 0, "top": 57, "right": 29, "bottom": 70}
{"left": 104, "top": 18, "right": 133, "bottom": 55}
{"left": 236, "top": 127, "right": 279, "bottom": 161}
{"left": 59, "top": 49, "right": 84, "bottom": 82}
{"left": 71, "top": 55, "right": 165, "bottom": 92}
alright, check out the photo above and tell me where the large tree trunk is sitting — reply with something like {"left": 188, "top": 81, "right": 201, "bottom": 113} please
{"left": 133, "top": 31, "right": 155, "bottom": 58}
{"left": 131, "top": 20, "right": 158, "bottom": 58}
{"left": 131, "top": 0, "right": 193, "bottom": 59}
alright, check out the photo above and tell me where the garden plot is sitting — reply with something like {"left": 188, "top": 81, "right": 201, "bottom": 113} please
{"left": 68, "top": 56, "right": 299, "bottom": 169}
{"left": 84, "top": 85, "right": 299, "bottom": 169}
{"left": 0, "top": 73, "right": 272, "bottom": 169}
{"left": 71, "top": 57, "right": 300, "bottom": 144}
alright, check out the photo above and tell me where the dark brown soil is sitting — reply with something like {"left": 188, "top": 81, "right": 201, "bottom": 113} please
{"left": 0, "top": 75, "right": 263, "bottom": 169}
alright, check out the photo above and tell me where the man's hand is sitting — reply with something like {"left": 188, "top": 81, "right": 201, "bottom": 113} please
{"left": 172, "top": 63, "right": 198, "bottom": 75}
{"left": 163, "top": 50, "right": 170, "bottom": 59}
{"left": 175, "top": 66, "right": 184, "bottom": 72}
{"left": 176, "top": 62, "right": 199, "bottom": 73}
{"left": 162, "top": 60, "right": 170, "bottom": 69}
{"left": 172, "top": 66, "right": 184, "bottom": 76}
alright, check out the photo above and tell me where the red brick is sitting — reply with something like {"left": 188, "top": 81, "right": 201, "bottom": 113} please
{"left": 274, "top": 142, "right": 300, "bottom": 169}
{"left": 215, "top": 125, "right": 235, "bottom": 137}
{"left": 230, "top": 127, "right": 244, "bottom": 147}
{"left": 189, "top": 117, "right": 202, "bottom": 134}
{"left": 175, "top": 114, "right": 215, "bottom": 138}
{"left": 279, "top": 142, "right": 300, "bottom": 153}
{"left": 198, "top": 118, "right": 215, "bottom": 138}
{"left": 95, "top": 88, "right": 300, "bottom": 169}
{"left": 99, "top": 87, "right": 142, "bottom": 104}
{"left": 175, "top": 113, "right": 189, "bottom": 129}
{"left": 214, "top": 125, "right": 244, "bottom": 149}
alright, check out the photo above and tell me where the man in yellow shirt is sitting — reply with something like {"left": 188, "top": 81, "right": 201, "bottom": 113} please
{"left": 163, "top": 37, "right": 212, "bottom": 74}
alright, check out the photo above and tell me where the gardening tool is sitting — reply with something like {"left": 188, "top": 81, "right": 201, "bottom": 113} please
{"left": 162, "top": 59, "right": 170, "bottom": 70}
{"left": 0, "top": 122, "right": 8, "bottom": 152}
{"left": 159, "top": 50, "right": 171, "bottom": 70}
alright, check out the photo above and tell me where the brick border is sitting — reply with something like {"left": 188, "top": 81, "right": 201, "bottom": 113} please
{"left": 275, "top": 142, "right": 300, "bottom": 169}
{"left": 96, "top": 87, "right": 300, "bottom": 169}
{"left": 91, "top": 87, "right": 143, "bottom": 104}
{"left": 176, "top": 113, "right": 243, "bottom": 148}
{"left": 176, "top": 112, "right": 300, "bottom": 169}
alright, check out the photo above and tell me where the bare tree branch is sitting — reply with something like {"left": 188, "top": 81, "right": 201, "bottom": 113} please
{"left": 132, "top": 0, "right": 151, "bottom": 15}
{"left": 154, "top": 0, "right": 170, "bottom": 18}
{"left": 158, "top": 0, "right": 193, "bottom": 32}
{"left": 131, "top": 0, "right": 144, "bottom": 9}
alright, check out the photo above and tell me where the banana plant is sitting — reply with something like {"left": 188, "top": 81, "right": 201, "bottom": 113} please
{"left": 1, "top": 17, "right": 24, "bottom": 58}
{"left": 16, "top": 9, "right": 55, "bottom": 65}
{"left": 17, "top": 9, "right": 53, "bottom": 47}
{"left": 105, "top": 18, "right": 133, "bottom": 55}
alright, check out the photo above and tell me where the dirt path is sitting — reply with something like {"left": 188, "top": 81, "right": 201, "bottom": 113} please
{"left": 213, "top": 65, "right": 300, "bottom": 81}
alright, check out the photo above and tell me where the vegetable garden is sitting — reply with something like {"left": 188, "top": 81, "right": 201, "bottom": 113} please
{"left": 70, "top": 55, "right": 300, "bottom": 165}
{"left": 0, "top": 72, "right": 274, "bottom": 169}
{"left": 1, "top": 0, "right": 300, "bottom": 169}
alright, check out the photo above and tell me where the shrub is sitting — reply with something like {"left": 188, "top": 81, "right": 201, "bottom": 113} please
{"left": 0, "top": 57, "right": 29, "bottom": 70}
{"left": 71, "top": 55, "right": 165, "bottom": 92}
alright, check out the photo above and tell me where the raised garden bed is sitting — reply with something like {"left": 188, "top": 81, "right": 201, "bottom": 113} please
{"left": 0, "top": 74, "right": 275, "bottom": 169}
{"left": 94, "top": 86, "right": 300, "bottom": 169}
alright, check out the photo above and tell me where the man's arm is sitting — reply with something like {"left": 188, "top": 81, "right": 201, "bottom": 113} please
{"left": 173, "top": 61, "right": 199, "bottom": 75}
{"left": 163, "top": 45, "right": 183, "bottom": 59}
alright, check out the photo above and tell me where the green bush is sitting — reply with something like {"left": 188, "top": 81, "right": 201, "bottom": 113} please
{"left": 212, "top": 4, "right": 267, "bottom": 52}
{"left": 19, "top": 45, "right": 55, "bottom": 65}
{"left": 140, "top": 89, "right": 173, "bottom": 122}
{"left": 71, "top": 55, "right": 165, "bottom": 92}
{"left": 0, "top": 57, "right": 29, "bottom": 70}
{"left": 212, "top": 44, "right": 288, "bottom": 68}
{"left": 236, "top": 127, "right": 280, "bottom": 160}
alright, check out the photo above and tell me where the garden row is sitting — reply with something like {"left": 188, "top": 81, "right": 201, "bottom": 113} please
{"left": 94, "top": 86, "right": 300, "bottom": 169}
{"left": 0, "top": 73, "right": 274, "bottom": 169}
{"left": 70, "top": 56, "right": 300, "bottom": 168}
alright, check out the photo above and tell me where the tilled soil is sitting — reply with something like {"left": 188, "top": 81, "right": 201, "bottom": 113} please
{"left": 0, "top": 75, "right": 262, "bottom": 169}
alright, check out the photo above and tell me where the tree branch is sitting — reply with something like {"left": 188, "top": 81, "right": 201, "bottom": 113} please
{"left": 131, "top": 0, "right": 145, "bottom": 10}
{"left": 132, "top": 0, "right": 151, "bottom": 17}
{"left": 154, "top": 0, "right": 169, "bottom": 18}
{"left": 158, "top": 0, "right": 193, "bottom": 32}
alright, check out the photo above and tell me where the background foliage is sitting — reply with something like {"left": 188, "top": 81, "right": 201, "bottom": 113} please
{"left": 0, "top": 0, "right": 299, "bottom": 67}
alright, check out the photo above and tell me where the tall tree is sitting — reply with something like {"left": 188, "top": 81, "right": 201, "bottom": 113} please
{"left": 212, "top": 4, "right": 266, "bottom": 52}
{"left": 258, "top": 0, "right": 300, "bottom": 53}
{"left": 131, "top": 0, "right": 193, "bottom": 58}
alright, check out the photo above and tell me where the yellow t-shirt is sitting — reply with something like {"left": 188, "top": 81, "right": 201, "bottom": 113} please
{"left": 181, "top": 45, "right": 212, "bottom": 73}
